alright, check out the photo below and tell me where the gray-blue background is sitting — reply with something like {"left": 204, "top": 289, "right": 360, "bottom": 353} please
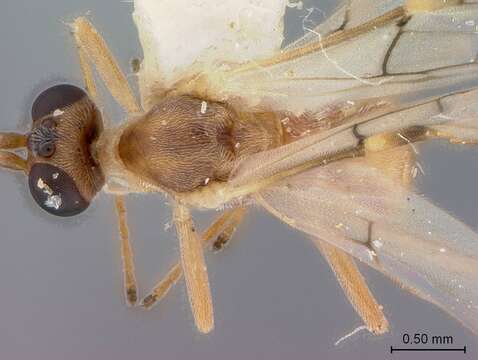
{"left": 0, "top": 1, "right": 477, "bottom": 359}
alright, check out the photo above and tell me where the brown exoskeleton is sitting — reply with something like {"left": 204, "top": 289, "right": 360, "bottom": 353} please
{"left": 2, "top": 0, "right": 478, "bottom": 336}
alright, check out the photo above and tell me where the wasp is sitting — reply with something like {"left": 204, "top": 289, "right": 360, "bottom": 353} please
{"left": 1, "top": 0, "right": 478, "bottom": 336}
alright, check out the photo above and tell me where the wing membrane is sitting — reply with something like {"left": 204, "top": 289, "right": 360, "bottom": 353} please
{"left": 205, "top": 3, "right": 478, "bottom": 112}
{"left": 204, "top": 3, "right": 478, "bottom": 192}
{"left": 229, "top": 86, "right": 478, "bottom": 190}
{"left": 228, "top": 1, "right": 478, "bottom": 334}
{"left": 287, "top": 0, "right": 404, "bottom": 51}
{"left": 256, "top": 153, "right": 478, "bottom": 334}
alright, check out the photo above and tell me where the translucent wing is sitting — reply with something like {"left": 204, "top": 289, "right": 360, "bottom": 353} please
{"left": 256, "top": 151, "right": 478, "bottom": 334}
{"left": 223, "top": 1, "right": 478, "bottom": 189}
{"left": 202, "top": 1, "right": 478, "bottom": 110}
{"left": 286, "top": 0, "right": 403, "bottom": 50}
{"left": 229, "top": 86, "right": 478, "bottom": 192}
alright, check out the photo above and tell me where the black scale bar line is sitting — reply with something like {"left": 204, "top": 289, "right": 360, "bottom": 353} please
{"left": 390, "top": 346, "right": 466, "bottom": 354}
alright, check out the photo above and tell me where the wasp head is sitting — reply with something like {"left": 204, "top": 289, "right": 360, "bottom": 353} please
{"left": 24, "top": 84, "right": 105, "bottom": 216}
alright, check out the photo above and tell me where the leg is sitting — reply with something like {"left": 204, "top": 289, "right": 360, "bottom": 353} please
{"left": 72, "top": 17, "right": 141, "bottom": 114}
{"left": 174, "top": 203, "right": 214, "bottom": 333}
{"left": 141, "top": 208, "right": 245, "bottom": 309}
{"left": 76, "top": 40, "right": 99, "bottom": 100}
{"left": 74, "top": 34, "right": 140, "bottom": 307}
{"left": 115, "top": 195, "right": 138, "bottom": 306}
{"left": 212, "top": 207, "right": 246, "bottom": 252}
{"left": 313, "top": 238, "right": 389, "bottom": 335}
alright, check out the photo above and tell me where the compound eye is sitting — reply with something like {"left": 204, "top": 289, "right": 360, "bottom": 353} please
{"left": 28, "top": 163, "right": 90, "bottom": 217}
{"left": 31, "top": 84, "right": 87, "bottom": 121}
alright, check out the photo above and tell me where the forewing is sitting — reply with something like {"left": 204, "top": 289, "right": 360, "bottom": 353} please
{"left": 204, "top": 2, "right": 478, "bottom": 113}
{"left": 188, "top": 2, "right": 478, "bottom": 189}
{"left": 256, "top": 153, "right": 478, "bottom": 334}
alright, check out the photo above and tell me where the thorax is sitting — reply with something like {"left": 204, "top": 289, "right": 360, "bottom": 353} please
{"left": 96, "top": 95, "right": 283, "bottom": 207}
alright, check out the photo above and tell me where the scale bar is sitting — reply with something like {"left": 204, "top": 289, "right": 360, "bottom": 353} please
{"left": 391, "top": 346, "right": 466, "bottom": 354}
